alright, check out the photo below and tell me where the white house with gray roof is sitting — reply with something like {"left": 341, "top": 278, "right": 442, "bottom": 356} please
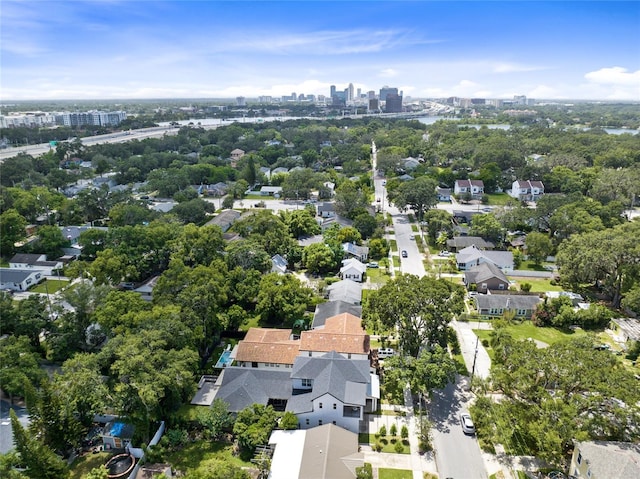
{"left": 9, "top": 253, "right": 63, "bottom": 276}
{"left": 475, "top": 294, "right": 541, "bottom": 319}
{"left": 456, "top": 245, "right": 513, "bottom": 272}
{"left": 339, "top": 258, "right": 366, "bottom": 283}
{"left": 569, "top": 440, "right": 640, "bottom": 479}
{"left": 327, "top": 280, "right": 362, "bottom": 305}
{"left": 0, "top": 268, "right": 44, "bottom": 291}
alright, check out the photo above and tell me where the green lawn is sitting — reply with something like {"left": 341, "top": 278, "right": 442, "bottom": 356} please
{"left": 164, "top": 440, "right": 252, "bottom": 474}
{"left": 411, "top": 225, "right": 419, "bottom": 232}
{"left": 508, "top": 276, "right": 563, "bottom": 292}
{"left": 70, "top": 452, "right": 112, "bottom": 479}
{"left": 367, "top": 267, "right": 391, "bottom": 284}
{"left": 393, "top": 257, "right": 400, "bottom": 268}
{"left": 474, "top": 321, "right": 587, "bottom": 347}
{"left": 30, "top": 279, "right": 69, "bottom": 294}
{"left": 379, "top": 468, "right": 413, "bottom": 479}
{"left": 389, "top": 239, "right": 398, "bottom": 252}
{"left": 484, "top": 193, "right": 514, "bottom": 205}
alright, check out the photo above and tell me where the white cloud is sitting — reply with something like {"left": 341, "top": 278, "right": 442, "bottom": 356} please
{"left": 492, "top": 62, "right": 547, "bottom": 73}
{"left": 379, "top": 68, "right": 398, "bottom": 78}
{"left": 584, "top": 66, "right": 640, "bottom": 86}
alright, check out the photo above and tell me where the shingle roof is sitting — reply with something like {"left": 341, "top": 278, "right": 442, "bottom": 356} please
{"left": 312, "top": 301, "right": 362, "bottom": 329}
{"left": 340, "top": 258, "right": 366, "bottom": 275}
{"left": 446, "top": 236, "right": 494, "bottom": 250}
{"left": 327, "top": 280, "right": 362, "bottom": 304}
{"left": 288, "top": 352, "right": 370, "bottom": 413}
{"left": 214, "top": 367, "right": 292, "bottom": 412}
{"left": 574, "top": 441, "right": 640, "bottom": 479}
{"left": 0, "top": 268, "right": 43, "bottom": 283}
{"left": 299, "top": 424, "right": 363, "bottom": 479}
{"left": 342, "top": 243, "right": 369, "bottom": 257}
{"left": 464, "top": 262, "right": 508, "bottom": 285}
{"left": 475, "top": 294, "right": 541, "bottom": 311}
{"left": 10, "top": 253, "right": 46, "bottom": 264}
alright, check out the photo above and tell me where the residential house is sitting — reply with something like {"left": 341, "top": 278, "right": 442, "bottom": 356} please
{"left": 268, "top": 424, "right": 363, "bottom": 479}
{"left": 60, "top": 225, "right": 107, "bottom": 244}
{"left": 454, "top": 179, "right": 484, "bottom": 198}
{"left": 463, "top": 262, "right": 510, "bottom": 292}
{"left": 213, "top": 367, "right": 293, "bottom": 412}
{"left": 402, "top": 157, "right": 421, "bottom": 171}
{"left": 510, "top": 180, "right": 544, "bottom": 202}
{"left": 9, "top": 253, "right": 63, "bottom": 276}
{"left": 205, "top": 209, "right": 240, "bottom": 232}
{"left": 271, "top": 254, "right": 288, "bottom": 274}
{"left": 260, "top": 186, "right": 283, "bottom": 196}
{"left": 289, "top": 352, "right": 378, "bottom": 433}
{"left": 446, "top": 236, "right": 495, "bottom": 252}
{"left": 327, "top": 280, "right": 362, "bottom": 304}
{"left": 133, "top": 276, "right": 160, "bottom": 302}
{"left": 230, "top": 148, "right": 245, "bottom": 166}
{"left": 135, "top": 464, "right": 172, "bottom": 479}
{"left": 271, "top": 167, "right": 289, "bottom": 176}
{"left": 312, "top": 301, "right": 362, "bottom": 330}
{"left": 200, "top": 182, "right": 228, "bottom": 197}
{"left": 299, "top": 313, "right": 370, "bottom": 360}
{"left": 475, "top": 294, "right": 541, "bottom": 319}
{"left": 342, "top": 243, "right": 369, "bottom": 262}
{"left": 609, "top": 318, "right": 640, "bottom": 345}
{"left": 0, "top": 268, "right": 44, "bottom": 292}
{"left": 455, "top": 245, "right": 513, "bottom": 272}
{"left": 398, "top": 174, "right": 414, "bottom": 181}
{"left": 259, "top": 166, "right": 272, "bottom": 179}
{"left": 100, "top": 420, "right": 135, "bottom": 450}
{"left": 323, "top": 181, "right": 336, "bottom": 196}
{"left": 317, "top": 203, "right": 336, "bottom": 218}
{"left": 339, "top": 259, "right": 366, "bottom": 283}
{"left": 544, "top": 291, "right": 585, "bottom": 306}
{"left": 436, "top": 187, "right": 451, "bottom": 202}
{"left": 235, "top": 328, "right": 299, "bottom": 369}
{"left": 569, "top": 441, "right": 640, "bottom": 479}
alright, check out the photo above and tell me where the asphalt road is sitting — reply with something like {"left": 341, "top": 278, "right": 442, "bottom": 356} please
{"left": 429, "top": 378, "right": 488, "bottom": 479}
{"left": 0, "top": 399, "right": 29, "bottom": 455}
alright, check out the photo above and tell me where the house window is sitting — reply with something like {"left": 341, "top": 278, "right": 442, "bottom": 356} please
{"left": 318, "top": 420, "right": 322, "bottom": 425}
{"left": 577, "top": 452, "right": 582, "bottom": 465}
{"left": 301, "top": 378, "right": 312, "bottom": 388}
{"left": 498, "top": 284, "right": 505, "bottom": 290}
{"left": 333, "top": 421, "right": 336, "bottom": 425}
{"left": 333, "top": 404, "right": 337, "bottom": 410}
{"left": 517, "top": 309, "right": 527, "bottom": 316}
{"left": 308, "top": 351, "right": 312, "bottom": 357}
{"left": 587, "top": 469, "right": 591, "bottom": 478}
{"left": 481, "top": 283, "right": 487, "bottom": 290}
{"left": 319, "top": 402, "right": 323, "bottom": 409}
{"left": 252, "top": 362, "right": 258, "bottom": 368}
{"left": 305, "top": 419, "right": 309, "bottom": 425}
{"left": 347, "top": 353, "right": 352, "bottom": 359}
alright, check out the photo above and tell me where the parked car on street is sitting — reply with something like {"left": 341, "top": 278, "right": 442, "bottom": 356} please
{"left": 378, "top": 348, "right": 395, "bottom": 359}
{"left": 460, "top": 413, "right": 475, "bottom": 435}
{"left": 401, "top": 250, "right": 408, "bottom": 258}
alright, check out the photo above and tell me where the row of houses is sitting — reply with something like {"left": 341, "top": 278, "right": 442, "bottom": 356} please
{"left": 0, "top": 253, "right": 66, "bottom": 292}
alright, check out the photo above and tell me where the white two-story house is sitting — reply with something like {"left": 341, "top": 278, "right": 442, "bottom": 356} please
{"left": 454, "top": 179, "right": 484, "bottom": 198}
{"left": 510, "top": 180, "right": 544, "bottom": 202}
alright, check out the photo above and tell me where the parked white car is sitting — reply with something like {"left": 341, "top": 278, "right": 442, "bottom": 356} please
{"left": 460, "top": 413, "right": 476, "bottom": 435}
{"left": 377, "top": 348, "right": 395, "bottom": 359}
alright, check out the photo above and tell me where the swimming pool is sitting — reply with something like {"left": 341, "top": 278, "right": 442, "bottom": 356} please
{"left": 214, "top": 350, "right": 233, "bottom": 368}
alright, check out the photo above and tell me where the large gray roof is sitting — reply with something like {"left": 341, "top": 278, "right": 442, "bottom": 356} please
{"left": 312, "top": 301, "right": 362, "bottom": 329}
{"left": 475, "top": 294, "right": 541, "bottom": 310}
{"left": 574, "top": 441, "right": 640, "bottom": 479}
{"left": 464, "top": 262, "right": 508, "bottom": 284}
{"left": 327, "top": 280, "right": 362, "bottom": 304}
{"left": 288, "top": 352, "right": 369, "bottom": 413}
{"left": 0, "top": 268, "right": 42, "bottom": 283}
{"left": 446, "top": 236, "right": 494, "bottom": 250}
{"left": 214, "top": 367, "right": 292, "bottom": 412}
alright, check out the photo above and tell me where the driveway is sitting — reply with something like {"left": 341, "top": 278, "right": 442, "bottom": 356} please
{"left": 0, "top": 399, "right": 29, "bottom": 455}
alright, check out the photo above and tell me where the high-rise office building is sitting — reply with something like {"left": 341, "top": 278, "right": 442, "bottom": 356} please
{"left": 348, "top": 83, "right": 354, "bottom": 102}
{"left": 379, "top": 86, "right": 398, "bottom": 102}
{"left": 330, "top": 85, "right": 336, "bottom": 98}
{"left": 368, "top": 90, "right": 376, "bottom": 100}
{"left": 236, "top": 96, "right": 246, "bottom": 106}
{"left": 357, "top": 88, "right": 361, "bottom": 98}
{"left": 384, "top": 93, "right": 403, "bottom": 113}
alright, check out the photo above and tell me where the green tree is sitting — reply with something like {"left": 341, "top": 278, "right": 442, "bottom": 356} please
{"left": 10, "top": 409, "right": 70, "bottom": 479}
{"left": 422, "top": 209, "right": 453, "bottom": 244}
{"left": 225, "top": 240, "right": 272, "bottom": 273}
{"left": 77, "top": 228, "right": 108, "bottom": 260}
{"left": 278, "top": 411, "right": 299, "bottom": 430}
{"left": 108, "top": 203, "right": 154, "bottom": 226}
{"left": 184, "top": 458, "right": 251, "bottom": 479}
{"left": 365, "top": 275, "right": 464, "bottom": 357}
{"left": 256, "top": 273, "right": 314, "bottom": 325}
{"left": 0, "top": 209, "right": 27, "bottom": 257}
{"left": 353, "top": 212, "right": 378, "bottom": 239}
{"left": 233, "top": 404, "right": 278, "bottom": 457}
{"left": 302, "top": 243, "right": 338, "bottom": 275}
{"left": 622, "top": 285, "right": 640, "bottom": 316}
{"left": 525, "top": 232, "right": 553, "bottom": 265}
{"left": 0, "top": 336, "right": 46, "bottom": 402}
{"left": 281, "top": 209, "right": 320, "bottom": 239}
{"left": 368, "top": 238, "right": 389, "bottom": 260}
{"left": 85, "top": 466, "right": 109, "bottom": 479}
{"left": 172, "top": 198, "right": 211, "bottom": 225}
{"left": 387, "top": 176, "right": 438, "bottom": 221}
{"left": 557, "top": 221, "right": 640, "bottom": 308}
{"left": 334, "top": 181, "right": 370, "bottom": 219}
{"left": 197, "top": 399, "right": 234, "bottom": 440}
{"left": 469, "top": 214, "right": 504, "bottom": 244}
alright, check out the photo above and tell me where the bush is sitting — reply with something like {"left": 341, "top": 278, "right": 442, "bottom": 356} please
{"left": 378, "top": 425, "right": 387, "bottom": 437}
{"left": 401, "top": 424, "right": 408, "bottom": 439}
{"left": 389, "top": 423, "right": 397, "bottom": 437}
{"left": 356, "top": 463, "right": 373, "bottom": 479}
{"left": 374, "top": 442, "right": 383, "bottom": 452}
{"left": 482, "top": 339, "right": 489, "bottom": 348}
{"left": 520, "top": 282, "right": 532, "bottom": 292}
{"left": 394, "top": 440, "right": 404, "bottom": 453}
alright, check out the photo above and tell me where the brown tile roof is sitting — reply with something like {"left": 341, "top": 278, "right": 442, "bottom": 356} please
{"left": 300, "top": 313, "right": 369, "bottom": 354}
{"left": 236, "top": 328, "right": 299, "bottom": 365}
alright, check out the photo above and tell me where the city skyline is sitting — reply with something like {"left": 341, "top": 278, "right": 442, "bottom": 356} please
{"left": 1, "top": 1, "right": 639, "bottom": 101}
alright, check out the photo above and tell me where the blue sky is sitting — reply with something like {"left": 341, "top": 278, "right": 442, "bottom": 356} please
{"left": 2, "top": 1, "right": 639, "bottom": 100}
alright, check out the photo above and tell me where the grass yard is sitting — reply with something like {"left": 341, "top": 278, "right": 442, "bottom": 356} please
{"left": 30, "top": 279, "right": 69, "bottom": 294}
{"left": 484, "top": 193, "right": 514, "bottom": 205}
{"left": 389, "top": 239, "right": 398, "bottom": 252}
{"left": 393, "top": 257, "right": 400, "bottom": 268}
{"left": 508, "top": 276, "right": 563, "bottom": 292}
{"left": 70, "top": 452, "right": 112, "bottom": 479}
{"left": 239, "top": 314, "right": 261, "bottom": 331}
{"left": 367, "top": 267, "right": 391, "bottom": 284}
{"left": 411, "top": 224, "right": 419, "bottom": 232}
{"left": 379, "top": 468, "right": 413, "bottom": 479}
{"left": 164, "top": 440, "right": 252, "bottom": 474}
{"left": 474, "top": 321, "right": 587, "bottom": 347}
